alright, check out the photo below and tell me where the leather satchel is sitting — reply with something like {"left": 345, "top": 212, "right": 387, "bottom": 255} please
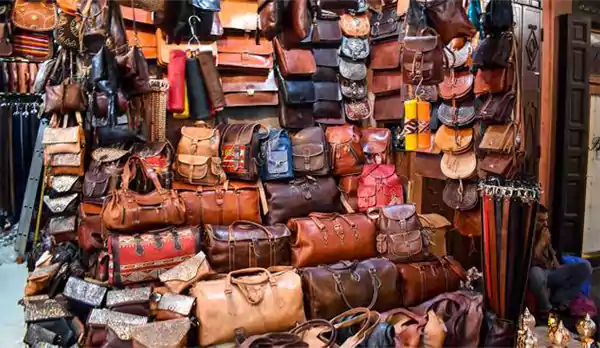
{"left": 312, "top": 18, "right": 342, "bottom": 45}
{"left": 396, "top": 256, "right": 465, "bottom": 306}
{"left": 479, "top": 153, "right": 515, "bottom": 177}
{"left": 173, "top": 180, "right": 262, "bottom": 226}
{"left": 175, "top": 122, "right": 225, "bottom": 186}
{"left": 44, "top": 80, "right": 88, "bottom": 114}
{"left": 370, "top": 40, "right": 400, "bottom": 70}
{"left": 357, "top": 164, "right": 404, "bottom": 212}
{"left": 370, "top": 4, "right": 401, "bottom": 42}
{"left": 291, "top": 126, "right": 330, "bottom": 176}
{"left": 106, "top": 225, "right": 201, "bottom": 286}
{"left": 434, "top": 125, "right": 473, "bottom": 154}
{"left": 443, "top": 180, "right": 478, "bottom": 211}
{"left": 217, "top": 123, "right": 264, "bottom": 181}
{"left": 326, "top": 125, "right": 365, "bottom": 176}
{"left": 372, "top": 70, "right": 403, "bottom": 97}
{"left": 402, "top": 29, "right": 445, "bottom": 85}
{"left": 474, "top": 66, "right": 514, "bottom": 96}
{"left": 361, "top": 128, "right": 391, "bottom": 164}
{"left": 203, "top": 221, "right": 291, "bottom": 273}
{"left": 300, "top": 258, "right": 400, "bottom": 320}
{"left": 43, "top": 115, "right": 85, "bottom": 155}
{"left": 159, "top": 251, "right": 214, "bottom": 294}
{"left": 191, "top": 268, "right": 305, "bottom": 346}
{"left": 438, "top": 70, "right": 474, "bottom": 101}
{"left": 340, "top": 13, "right": 370, "bottom": 37}
{"left": 278, "top": 69, "right": 316, "bottom": 105}
{"left": 367, "top": 204, "right": 431, "bottom": 263}
{"left": 217, "top": 36, "right": 273, "bottom": 74}
{"left": 479, "top": 124, "right": 514, "bottom": 153}
{"left": 12, "top": 0, "right": 57, "bottom": 32}
{"left": 222, "top": 70, "right": 279, "bottom": 107}
{"left": 424, "top": 0, "right": 475, "bottom": 45}
{"left": 260, "top": 128, "right": 294, "bottom": 181}
{"left": 374, "top": 94, "right": 404, "bottom": 122}
{"left": 264, "top": 176, "right": 343, "bottom": 225}
{"left": 477, "top": 92, "right": 515, "bottom": 124}
{"left": 101, "top": 156, "right": 186, "bottom": 232}
{"left": 274, "top": 38, "right": 316, "bottom": 78}
{"left": 287, "top": 212, "right": 377, "bottom": 267}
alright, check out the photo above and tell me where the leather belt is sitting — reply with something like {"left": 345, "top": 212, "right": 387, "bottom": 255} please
{"left": 499, "top": 197, "right": 510, "bottom": 318}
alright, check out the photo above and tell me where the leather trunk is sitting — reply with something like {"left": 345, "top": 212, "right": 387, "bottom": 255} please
{"left": 300, "top": 258, "right": 401, "bottom": 319}
{"left": 203, "top": 221, "right": 291, "bottom": 273}
{"left": 107, "top": 226, "right": 202, "bottom": 286}
{"left": 173, "top": 181, "right": 261, "bottom": 226}
{"left": 287, "top": 212, "right": 377, "bottom": 267}
{"left": 216, "top": 123, "right": 263, "bottom": 181}
{"left": 264, "top": 176, "right": 343, "bottom": 225}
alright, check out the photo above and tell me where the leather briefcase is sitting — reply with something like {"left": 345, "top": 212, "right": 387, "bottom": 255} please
{"left": 300, "top": 258, "right": 401, "bottom": 319}
{"left": 106, "top": 226, "right": 202, "bottom": 286}
{"left": 203, "top": 221, "right": 291, "bottom": 273}
{"left": 287, "top": 212, "right": 377, "bottom": 267}
{"left": 291, "top": 126, "right": 330, "bottom": 176}
{"left": 357, "top": 164, "right": 405, "bottom": 212}
{"left": 216, "top": 123, "right": 264, "bottom": 181}
{"left": 264, "top": 176, "right": 343, "bottom": 225}
{"left": 192, "top": 268, "right": 305, "bottom": 346}
{"left": 326, "top": 125, "right": 365, "bottom": 176}
{"left": 101, "top": 156, "right": 186, "bottom": 232}
{"left": 396, "top": 256, "right": 465, "bottom": 307}
{"left": 173, "top": 180, "right": 261, "bottom": 226}
{"left": 217, "top": 36, "right": 273, "bottom": 74}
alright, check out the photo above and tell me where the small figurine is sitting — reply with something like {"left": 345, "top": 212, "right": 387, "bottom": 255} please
{"left": 517, "top": 327, "right": 539, "bottom": 348}
{"left": 577, "top": 314, "right": 597, "bottom": 348}
{"left": 519, "top": 307, "right": 536, "bottom": 330}
{"left": 548, "top": 321, "right": 570, "bottom": 347}
{"left": 548, "top": 312, "right": 559, "bottom": 332}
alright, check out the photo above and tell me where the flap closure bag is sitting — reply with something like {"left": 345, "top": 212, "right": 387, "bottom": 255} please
{"left": 370, "top": 40, "right": 400, "bottom": 70}
{"left": 315, "top": 81, "right": 342, "bottom": 102}
{"left": 12, "top": 0, "right": 57, "bottom": 32}
{"left": 344, "top": 99, "right": 371, "bottom": 122}
{"left": 477, "top": 92, "right": 515, "bottom": 125}
{"left": 339, "top": 57, "right": 367, "bottom": 81}
{"left": 174, "top": 154, "right": 226, "bottom": 186}
{"left": 370, "top": 5, "right": 400, "bottom": 41}
{"left": 440, "top": 151, "right": 477, "bottom": 179}
{"left": 361, "top": 128, "right": 391, "bottom": 164}
{"left": 217, "top": 123, "right": 264, "bottom": 181}
{"left": 291, "top": 126, "right": 330, "bottom": 176}
{"left": 437, "top": 101, "right": 476, "bottom": 127}
{"left": 368, "top": 204, "right": 420, "bottom": 232}
{"left": 326, "top": 125, "right": 365, "bottom": 176}
{"left": 220, "top": 0, "right": 258, "bottom": 31}
{"left": 87, "top": 309, "right": 147, "bottom": 327}
{"left": 43, "top": 123, "right": 84, "bottom": 155}
{"left": 479, "top": 154, "right": 514, "bottom": 176}
{"left": 274, "top": 38, "right": 316, "bottom": 78}
{"left": 312, "top": 18, "right": 342, "bottom": 44}
{"left": 340, "top": 36, "right": 369, "bottom": 60}
{"left": 442, "top": 180, "right": 478, "bottom": 211}
{"left": 445, "top": 41, "right": 472, "bottom": 68}
{"left": 340, "top": 13, "right": 370, "bottom": 37}
{"left": 91, "top": 147, "right": 129, "bottom": 164}
{"left": 258, "top": 0, "right": 285, "bottom": 40}
{"left": 106, "top": 287, "right": 151, "bottom": 308}
{"left": 479, "top": 124, "right": 514, "bottom": 153}
{"left": 47, "top": 175, "right": 80, "bottom": 195}
{"left": 438, "top": 70, "right": 474, "bottom": 100}
{"left": 178, "top": 122, "right": 220, "bottom": 157}
{"left": 44, "top": 193, "right": 78, "bottom": 214}
{"left": 474, "top": 66, "right": 514, "bottom": 96}
{"left": 313, "top": 48, "right": 339, "bottom": 68}
{"left": 48, "top": 216, "right": 76, "bottom": 237}
{"left": 25, "top": 299, "right": 72, "bottom": 323}
{"left": 217, "top": 36, "right": 273, "bottom": 72}
{"left": 341, "top": 78, "right": 367, "bottom": 99}
{"left": 434, "top": 125, "right": 473, "bottom": 154}
{"left": 63, "top": 277, "right": 107, "bottom": 307}
{"left": 278, "top": 71, "right": 316, "bottom": 105}
{"left": 159, "top": 251, "right": 214, "bottom": 294}
{"left": 372, "top": 70, "right": 403, "bottom": 96}
{"left": 157, "top": 293, "right": 195, "bottom": 316}
{"left": 222, "top": 71, "right": 279, "bottom": 107}
{"left": 402, "top": 29, "right": 445, "bottom": 85}
{"left": 374, "top": 94, "right": 404, "bottom": 121}
{"left": 131, "top": 318, "right": 191, "bottom": 348}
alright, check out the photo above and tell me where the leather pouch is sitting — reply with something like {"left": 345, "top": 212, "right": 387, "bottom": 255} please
{"left": 402, "top": 29, "right": 445, "bottom": 85}
{"left": 340, "top": 78, "right": 367, "bottom": 99}
{"left": 361, "top": 128, "right": 392, "bottom": 164}
{"left": 45, "top": 152, "right": 85, "bottom": 176}
{"left": 339, "top": 57, "right": 367, "bottom": 81}
{"left": 217, "top": 36, "right": 273, "bottom": 73}
{"left": 313, "top": 48, "right": 339, "bottom": 68}
{"left": 55, "top": 12, "right": 81, "bottom": 51}
{"left": 197, "top": 50, "right": 226, "bottom": 111}
{"left": 370, "top": 40, "right": 400, "bottom": 70}
{"left": 474, "top": 66, "right": 514, "bottom": 96}
{"left": 44, "top": 82, "right": 88, "bottom": 114}
{"left": 370, "top": 4, "right": 401, "bottom": 41}
{"left": 340, "top": 13, "right": 370, "bottom": 37}
{"left": 63, "top": 277, "right": 107, "bottom": 318}
{"left": 25, "top": 263, "right": 61, "bottom": 296}
{"left": 47, "top": 175, "right": 82, "bottom": 197}
{"left": 47, "top": 216, "right": 77, "bottom": 243}
{"left": 312, "top": 18, "right": 342, "bottom": 45}
{"left": 434, "top": 125, "right": 473, "bottom": 154}
{"left": 12, "top": 0, "right": 57, "bottom": 32}
{"left": 156, "top": 293, "right": 195, "bottom": 321}
{"left": 479, "top": 124, "right": 514, "bottom": 153}
{"left": 443, "top": 180, "right": 478, "bottom": 211}
{"left": 291, "top": 126, "right": 330, "bottom": 176}
{"left": 43, "top": 193, "right": 79, "bottom": 216}
{"left": 159, "top": 251, "right": 214, "bottom": 294}
{"left": 477, "top": 92, "right": 515, "bottom": 125}
{"left": 168, "top": 50, "right": 186, "bottom": 113}
{"left": 440, "top": 151, "right": 477, "bottom": 180}
{"left": 340, "top": 37, "right": 369, "bottom": 60}
{"left": 222, "top": 70, "right": 279, "bottom": 107}
{"left": 106, "top": 287, "right": 151, "bottom": 317}
{"left": 374, "top": 94, "right": 404, "bottom": 121}
{"left": 131, "top": 318, "right": 191, "bottom": 348}
{"left": 326, "top": 125, "right": 365, "bottom": 176}
{"left": 438, "top": 70, "right": 474, "bottom": 101}
{"left": 274, "top": 38, "right": 316, "bottom": 78}
{"left": 344, "top": 99, "right": 371, "bottom": 122}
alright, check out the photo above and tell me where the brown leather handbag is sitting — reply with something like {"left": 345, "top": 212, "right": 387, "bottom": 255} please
{"left": 372, "top": 70, "right": 403, "bottom": 97}
{"left": 473, "top": 66, "right": 514, "bottom": 96}
{"left": 177, "top": 121, "right": 220, "bottom": 156}
{"left": 192, "top": 268, "right": 305, "bottom": 346}
{"left": 203, "top": 221, "right": 291, "bottom": 273}
{"left": 361, "top": 128, "right": 391, "bottom": 165}
{"left": 402, "top": 29, "right": 445, "bottom": 85}
{"left": 217, "top": 36, "right": 273, "bottom": 74}
{"left": 371, "top": 4, "right": 402, "bottom": 42}
{"left": 174, "top": 122, "right": 226, "bottom": 185}
{"left": 291, "top": 126, "right": 330, "bottom": 176}
{"left": 382, "top": 309, "right": 446, "bottom": 348}
{"left": 280, "top": 0, "right": 311, "bottom": 47}
{"left": 258, "top": 0, "right": 285, "bottom": 40}
{"left": 340, "top": 13, "right": 370, "bottom": 37}
{"left": 216, "top": 123, "right": 264, "bottom": 181}
{"left": 395, "top": 256, "right": 466, "bottom": 307}
{"left": 174, "top": 180, "right": 261, "bottom": 226}
{"left": 12, "top": 0, "right": 57, "bottom": 32}
{"left": 443, "top": 180, "right": 478, "bottom": 211}
{"left": 274, "top": 38, "right": 316, "bottom": 79}
{"left": 423, "top": 0, "right": 475, "bottom": 45}
{"left": 326, "top": 125, "right": 365, "bottom": 176}
{"left": 43, "top": 114, "right": 85, "bottom": 155}
{"left": 339, "top": 175, "right": 359, "bottom": 213}
{"left": 221, "top": 70, "right": 279, "bottom": 107}
{"left": 344, "top": 99, "right": 371, "bottom": 122}
{"left": 479, "top": 124, "right": 514, "bottom": 153}
{"left": 434, "top": 125, "right": 473, "bottom": 154}
{"left": 368, "top": 204, "right": 431, "bottom": 263}
{"left": 370, "top": 40, "right": 401, "bottom": 70}
{"left": 101, "top": 156, "right": 186, "bottom": 232}
{"left": 287, "top": 212, "right": 377, "bottom": 267}
{"left": 477, "top": 92, "right": 515, "bottom": 124}
{"left": 438, "top": 70, "right": 473, "bottom": 101}
{"left": 264, "top": 176, "right": 343, "bottom": 225}
{"left": 300, "top": 258, "right": 401, "bottom": 320}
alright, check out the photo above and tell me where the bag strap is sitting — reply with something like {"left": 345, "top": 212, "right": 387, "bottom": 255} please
{"left": 120, "top": 155, "right": 164, "bottom": 192}
{"left": 382, "top": 307, "right": 427, "bottom": 327}
{"left": 290, "top": 319, "right": 338, "bottom": 348}
{"left": 228, "top": 221, "right": 274, "bottom": 242}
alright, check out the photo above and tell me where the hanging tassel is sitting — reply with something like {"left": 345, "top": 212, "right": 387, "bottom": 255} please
{"left": 417, "top": 99, "right": 431, "bottom": 151}
{"left": 403, "top": 99, "right": 418, "bottom": 151}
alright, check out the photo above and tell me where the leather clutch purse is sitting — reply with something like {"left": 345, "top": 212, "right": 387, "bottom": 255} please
{"left": 158, "top": 252, "right": 214, "bottom": 294}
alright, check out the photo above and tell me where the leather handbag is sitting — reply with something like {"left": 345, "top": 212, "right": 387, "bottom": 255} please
{"left": 216, "top": 123, "right": 264, "bottom": 181}
{"left": 47, "top": 216, "right": 77, "bottom": 243}
{"left": 367, "top": 204, "right": 431, "bottom": 263}
{"left": 291, "top": 126, "right": 330, "bottom": 176}
{"left": 344, "top": 99, "right": 371, "bottom": 122}
{"left": 85, "top": 309, "right": 147, "bottom": 347}
{"left": 441, "top": 151, "right": 477, "bottom": 179}
{"left": 361, "top": 128, "right": 391, "bottom": 164}
{"left": 472, "top": 32, "right": 513, "bottom": 69}
{"left": 12, "top": 0, "right": 57, "bottom": 32}
{"left": 80, "top": 0, "right": 128, "bottom": 55}
{"left": 374, "top": 94, "right": 404, "bottom": 122}
{"left": 340, "top": 77, "right": 367, "bottom": 99}
{"left": 260, "top": 128, "right": 294, "bottom": 181}
{"left": 47, "top": 175, "right": 82, "bottom": 197}
{"left": 445, "top": 41, "right": 472, "bottom": 68}
{"left": 370, "top": 40, "right": 400, "bottom": 70}
{"left": 434, "top": 125, "right": 473, "bottom": 154}
{"left": 313, "top": 81, "right": 343, "bottom": 125}
{"left": 339, "top": 57, "right": 367, "bottom": 81}
{"left": 300, "top": 258, "right": 400, "bottom": 320}
{"left": 370, "top": 4, "right": 401, "bottom": 42}
{"left": 278, "top": 70, "right": 316, "bottom": 105}
{"left": 280, "top": 101, "right": 315, "bottom": 130}
{"left": 203, "top": 221, "right": 291, "bottom": 273}
{"left": 372, "top": 70, "right": 403, "bottom": 97}
{"left": 43, "top": 114, "right": 85, "bottom": 156}
{"left": 340, "top": 37, "right": 369, "bottom": 60}
{"left": 473, "top": 66, "right": 514, "bottom": 96}
{"left": 44, "top": 193, "right": 79, "bottom": 216}
{"left": 423, "top": 0, "right": 475, "bottom": 45}
{"left": 106, "top": 287, "right": 151, "bottom": 316}
{"left": 326, "top": 125, "right": 365, "bottom": 176}
{"left": 131, "top": 318, "right": 191, "bottom": 348}
{"left": 125, "top": 26, "right": 158, "bottom": 60}
{"left": 382, "top": 309, "right": 446, "bottom": 348}
{"left": 220, "top": 0, "right": 258, "bottom": 31}
{"left": 158, "top": 251, "right": 214, "bottom": 294}
{"left": 402, "top": 29, "right": 445, "bottom": 85}
{"left": 26, "top": 264, "right": 61, "bottom": 296}
{"left": 396, "top": 256, "right": 465, "bottom": 307}
{"left": 78, "top": 203, "right": 103, "bottom": 252}
{"left": 340, "top": 13, "right": 370, "bottom": 37}
{"left": 106, "top": 225, "right": 201, "bottom": 286}
{"left": 280, "top": 0, "right": 311, "bottom": 47}
{"left": 44, "top": 80, "right": 88, "bottom": 114}
{"left": 155, "top": 293, "right": 195, "bottom": 320}
{"left": 274, "top": 38, "right": 316, "bottom": 78}
{"left": 357, "top": 164, "right": 404, "bottom": 212}
{"left": 258, "top": 0, "right": 287, "bottom": 40}
{"left": 437, "top": 101, "right": 476, "bottom": 127}
{"left": 287, "top": 212, "right": 377, "bottom": 267}
{"left": 329, "top": 308, "right": 388, "bottom": 347}
{"left": 479, "top": 124, "right": 514, "bottom": 153}
{"left": 438, "top": 70, "right": 474, "bottom": 101}
{"left": 479, "top": 153, "right": 515, "bottom": 177}
{"left": 101, "top": 156, "right": 186, "bottom": 232}
{"left": 217, "top": 36, "right": 273, "bottom": 74}
{"left": 55, "top": 12, "right": 81, "bottom": 51}
{"left": 173, "top": 180, "right": 262, "bottom": 226}
{"left": 174, "top": 122, "right": 225, "bottom": 186}
{"left": 264, "top": 176, "right": 343, "bottom": 225}
{"left": 191, "top": 268, "right": 305, "bottom": 346}
{"left": 477, "top": 92, "right": 515, "bottom": 124}
{"left": 222, "top": 70, "right": 279, "bottom": 107}
{"left": 313, "top": 48, "right": 339, "bottom": 69}
{"left": 443, "top": 180, "right": 478, "bottom": 211}
{"left": 311, "top": 17, "right": 342, "bottom": 45}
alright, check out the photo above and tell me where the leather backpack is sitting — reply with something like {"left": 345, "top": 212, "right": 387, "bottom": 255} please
{"left": 291, "top": 126, "right": 330, "bottom": 176}
{"left": 357, "top": 164, "right": 405, "bottom": 212}
{"left": 216, "top": 123, "right": 265, "bottom": 181}
{"left": 260, "top": 128, "right": 294, "bottom": 181}
{"left": 175, "top": 122, "right": 225, "bottom": 186}
{"left": 325, "top": 125, "right": 365, "bottom": 176}
{"left": 401, "top": 28, "right": 445, "bottom": 85}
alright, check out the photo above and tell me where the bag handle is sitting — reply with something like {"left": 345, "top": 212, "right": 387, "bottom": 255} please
{"left": 228, "top": 221, "right": 274, "bottom": 242}
{"left": 290, "top": 319, "right": 338, "bottom": 348}
{"left": 326, "top": 264, "right": 381, "bottom": 310}
{"left": 382, "top": 307, "right": 427, "bottom": 327}
{"left": 339, "top": 310, "right": 381, "bottom": 348}
{"left": 120, "top": 155, "right": 164, "bottom": 192}
{"left": 225, "top": 268, "right": 281, "bottom": 314}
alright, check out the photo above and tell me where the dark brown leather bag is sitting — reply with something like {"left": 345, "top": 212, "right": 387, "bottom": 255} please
{"left": 78, "top": 203, "right": 104, "bottom": 253}
{"left": 372, "top": 70, "right": 403, "bottom": 97}
{"left": 326, "top": 125, "right": 365, "bottom": 176}
{"left": 361, "top": 128, "right": 391, "bottom": 164}
{"left": 173, "top": 180, "right": 261, "bottom": 226}
{"left": 402, "top": 28, "right": 445, "bottom": 85}
{"left": 258, "top": 0, "right": 287, "bottom": 40}
{"left": 281, "top": 0, "right": 311, "bottom": 47}
{"left": 274, "top": 38, "right": 316, "bottom": 78}
{"left": 291, "top": 126, "right": 330, "bottom": 176}
{"left": 473, "top": 66, "right": 514, "bottom": 96}
{"left": 300, "top": 258, "right": 401, "bottom": 319}
{"left": 264, "top": 176, "right": 343, "bottom": 225}
{"left": 370, "top": 40, "right": 400, "bottom": 70}
{"left": 370, "top": 4, "right": 401, "bottom": 42}
{"left": 423, "top": 0, "right": 475, "bottom": 45}
{"left": 203, "top": 221, "right": 291, "bottom": 273}
{"left": 442, "top": 180, "right": 478, "bottom": 211}
{"left": 216, "top": 123, "right": 264, "bottom": 181}
{"left": 476, "top": 92, "right": 515, "bottom": 124}
{"left": 287, "top": 212, "right": 377, "bottom": 267}
{"left": 396, "top": 256, "right": 465, "bottom": 307}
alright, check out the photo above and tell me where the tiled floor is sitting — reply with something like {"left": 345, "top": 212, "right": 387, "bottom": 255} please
{"left": 0, "top": 260, "right": 27, "bottom": 347}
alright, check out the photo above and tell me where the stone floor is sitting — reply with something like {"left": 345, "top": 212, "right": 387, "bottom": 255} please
{"left": 0, "top": 259, "right": 27, "bottom": 347}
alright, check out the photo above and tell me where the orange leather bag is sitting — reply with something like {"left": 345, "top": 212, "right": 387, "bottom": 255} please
{"left": 12, "top": 0, "right": 57, "bottom": 32}
{"left": 217, "top": 36, "right": 273, "bottom": 74}
{"left": 340, "top": 13, "right": 370, "bottom": 37}
{"left": 326, "top": 125, "right": 366, "bottom": 176}
{"left": 174, "top": 121, "right": 225, "bottom": 185}
{"left": 287, "top": 212, "right": 377, "bottom": 267}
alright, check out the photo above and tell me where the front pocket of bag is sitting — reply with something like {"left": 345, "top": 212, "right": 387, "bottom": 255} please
{"left": 388, "top": 230, "right": 424, "bottom": 259}
{"left": 357, "top": 185, "right": 377, "bottom": 211}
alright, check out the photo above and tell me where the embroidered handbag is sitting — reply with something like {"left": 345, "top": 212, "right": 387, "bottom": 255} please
{"left": 260, "top": 128, "right": 294, "bottom": 181}
{"left": 216, "top": 123, "right": 265, "bottom": 181}
{"left": 326, "top": 125, "right": 365, "bottom": 176}
{"left": 357, "top": 164, "right": 405, "bottom": 212}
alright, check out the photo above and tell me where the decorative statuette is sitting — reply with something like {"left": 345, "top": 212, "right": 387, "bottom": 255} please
{"left": 548, "top": 312, "right": 559, "bottom": 332}
{"left": 548, "top": 321, "right": 570, "bottom": 347}
{"left": 520, "top": 307, "right": 536, "bottom": 330}
{"left": 577, "top": 314, "right": 597, "bottom": 347}
{"left": 517, "top": 327, "right": 539, "bottom": 348}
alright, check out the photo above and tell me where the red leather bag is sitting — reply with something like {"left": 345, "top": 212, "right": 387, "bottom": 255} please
{"left": 357, "top": 164, "right": 404, "bottom": 212}
{"left": 107, "top": 226, "right": 201, "bottom": 286}
{"left": 167, "top": 50, "right": 186, "bottom": 113}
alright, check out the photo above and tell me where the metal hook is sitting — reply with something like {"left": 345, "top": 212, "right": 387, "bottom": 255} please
{"left": 187, "top": 15, "right": 202, "bottom": 49}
